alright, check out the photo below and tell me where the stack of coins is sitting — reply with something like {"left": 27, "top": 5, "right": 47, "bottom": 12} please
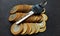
{"left": 8, "top": 5, "right": 48, "bottom": 35}
{"left": 11, "top": 21, "right": 46, "bottom": 35}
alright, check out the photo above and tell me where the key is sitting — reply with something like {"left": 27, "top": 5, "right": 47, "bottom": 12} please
{"left": 15, "top": 1, "right": 47, "bottom": 25}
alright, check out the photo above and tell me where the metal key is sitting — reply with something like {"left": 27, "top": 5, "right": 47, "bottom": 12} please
{"left": 15, "top": 1, "right": 47, "bottom": 25}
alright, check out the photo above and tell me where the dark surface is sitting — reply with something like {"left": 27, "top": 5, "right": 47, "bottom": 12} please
{"left": 0, "top": 0, "right": 60, "bottom": 36}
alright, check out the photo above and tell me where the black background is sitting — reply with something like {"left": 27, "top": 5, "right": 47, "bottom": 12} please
{"left": 0, "top": 0, "right": 60, "bottom": 36}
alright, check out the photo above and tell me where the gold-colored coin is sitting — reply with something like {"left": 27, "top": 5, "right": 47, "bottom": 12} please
{"left": 38, "top": 21, "right": 46, "bottom": 28}
{"left": 34, "top": 23, "right": 40, "bottom": 33}
{"left": 24, "top": 23, "right": 32, "bottom": 34}
{"left": 8, "top": 12, "right": 22, "bottom": 21}
{"left": 8, "top": 13, "right": 16, "bottom": 21}
{"left": 29, "top": 23, "right": 36, "bottom": 35}
{"left": 21, "top": 23, "right": 28, "bottom": 35}
{"left": 41, "top": 14, "right": 48, "bottom": 21}
{"left": 36, "top": 21, "right": 46, "bottom": 33}
{"left": 10, "top": 23, "right": 23, "bottom": 35}
{"left": 39, "top": 26, "right": 46, "bottom": 32}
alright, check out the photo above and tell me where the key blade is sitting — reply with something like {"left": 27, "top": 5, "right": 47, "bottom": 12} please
{"left": 16, "top": 11, "right": 34, "bottom": 25}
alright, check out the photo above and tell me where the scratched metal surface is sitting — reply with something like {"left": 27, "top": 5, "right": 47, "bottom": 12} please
{"left": 0, "top": 0, "right": 60, "bottom": 36}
